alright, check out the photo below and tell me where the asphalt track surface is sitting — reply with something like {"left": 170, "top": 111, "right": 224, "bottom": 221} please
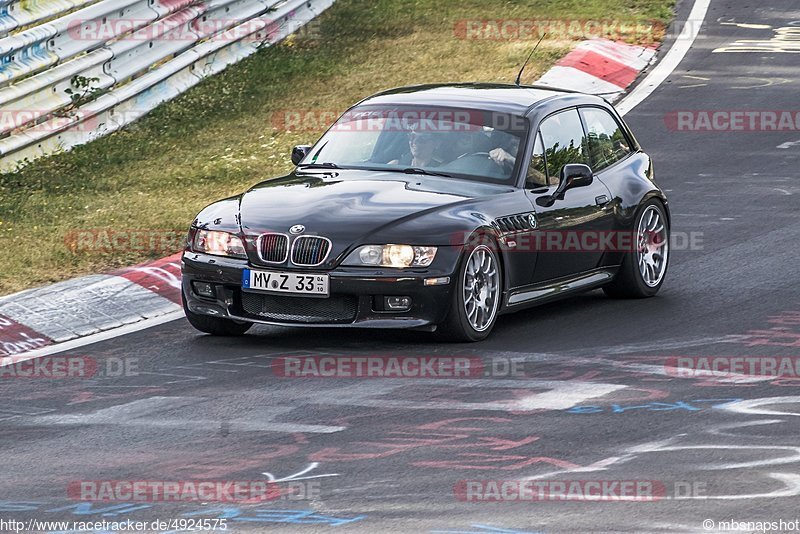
{"left": 3, "top": 1, "right": 800, "bottom": 533}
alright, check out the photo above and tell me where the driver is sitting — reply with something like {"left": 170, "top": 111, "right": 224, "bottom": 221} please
{"left": 389, "top": 131, "right": 443, "bottom": 168}
{"left": 488, "top": 135, "right": 520, "bottom": 174}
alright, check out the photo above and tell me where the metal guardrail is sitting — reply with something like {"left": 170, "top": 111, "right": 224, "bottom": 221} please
{"left": 0, "top": 0, "right": 335, "bottom": 171}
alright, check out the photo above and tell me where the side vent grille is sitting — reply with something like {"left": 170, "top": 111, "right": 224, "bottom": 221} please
{"left": 493, "top": 213, "right": 536, "bottom": 234}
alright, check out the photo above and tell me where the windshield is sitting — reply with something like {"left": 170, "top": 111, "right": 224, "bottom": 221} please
{"left": 299, "top": 105, "right": 530, "bottom": 184}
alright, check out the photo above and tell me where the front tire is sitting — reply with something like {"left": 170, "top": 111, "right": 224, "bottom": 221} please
{"left": 182, "top": 292, "right": 253, "bottom": 336}
{"left": 604, "top": 199, "right": 670, "bottom": 298}
{"left": 437, "top": 242, "right": 503, "bottom": 342}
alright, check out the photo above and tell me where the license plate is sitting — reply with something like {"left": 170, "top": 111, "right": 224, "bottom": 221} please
{"left": 243, "top": 269, "right": 329, "bottom": 296}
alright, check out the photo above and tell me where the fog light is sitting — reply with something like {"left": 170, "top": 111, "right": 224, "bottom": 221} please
{"left": 385, "top": 296, "right": 412, "bottom": 311}
{"left": 193, "top": 281, "right": 215, "bottom": 298}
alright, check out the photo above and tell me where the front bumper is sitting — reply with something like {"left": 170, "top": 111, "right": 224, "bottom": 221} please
{"left": 181, "top": 250, "right": 460, "bottom": 329}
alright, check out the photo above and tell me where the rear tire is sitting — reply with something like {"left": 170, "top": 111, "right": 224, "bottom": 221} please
{"left": 182, "top": 292, "right": 253, "bottom": 336}
{"left": 437, "top": 240, "right": 502, "bottom": 342}
{"left": 604, "top": 199, "right": 669, "bottom": 299}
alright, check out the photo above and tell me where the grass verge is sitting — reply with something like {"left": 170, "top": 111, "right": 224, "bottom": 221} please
{"left": 0, "top": 0, "right": 674, "bottom": 295}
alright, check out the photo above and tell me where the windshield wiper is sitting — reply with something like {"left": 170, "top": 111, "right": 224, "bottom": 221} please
{"left": 401, "top": 167, "right": 452, "bottom": 178}
{"left": 298, "top": 162, "right": 340, "bottom": 169}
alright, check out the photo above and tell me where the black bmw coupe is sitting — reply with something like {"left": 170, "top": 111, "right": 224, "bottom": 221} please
{"left": 182, "top": 83, "right": 670, "bottom": 341}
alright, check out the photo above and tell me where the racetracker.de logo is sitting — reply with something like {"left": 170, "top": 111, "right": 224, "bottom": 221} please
{"left": 452, "top": 19, "right": 663, "bottom": 43}
{"left": 0, "top": 109, "right": 156, "bottom": 135}
{"left": 0, "top": 356, "right": 137, "bottom": 379}
{"left": 458, "top": 230, "right": 703, "bottom": 253}
{"left": 67, "top": 480, "right": 289, "bottom": 503}
{"left": 454, "top": 480, "right": 667, "bottom": 502}
{"left": 270, "top": 108, "right": 522, "bottom": 133}
{"left": 64, "top": 229, "right": 186, "bottom": 254}
{"left": 665, "top": 356, "right": 800, "bottom": 379}
{"left": 664, "top": 110, "right": 800, "bottom": 131}
{"left": 275, "top": 356, "right": 488, "bottom": 378}
{"left": 0, "top": 356, "right": 95, "bottom": 379}
{"left": 65, "top": 17, "right": 289, "bottom": 42}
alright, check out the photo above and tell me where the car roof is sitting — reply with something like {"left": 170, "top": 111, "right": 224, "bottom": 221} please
{"left": 359, "top": 83, "right": 598, "bottom": 115}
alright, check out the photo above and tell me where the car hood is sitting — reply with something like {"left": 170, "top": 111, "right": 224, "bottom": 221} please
{"left": 237, "top": 169, "right": 509, "bottom": 240}
{"left": 192, "top": 168, "right": 515, "bottom": 269}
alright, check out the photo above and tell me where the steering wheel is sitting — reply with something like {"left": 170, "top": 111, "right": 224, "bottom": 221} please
{"left": 440, "top": 151, "right": 508, "bottom": 180}
{"left": 456, "top": 151, "right": 492, "bottom": 160}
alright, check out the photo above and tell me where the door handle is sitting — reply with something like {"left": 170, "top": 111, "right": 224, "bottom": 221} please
{"left": 595, "top": 195, "right": 610, "bottom": 206}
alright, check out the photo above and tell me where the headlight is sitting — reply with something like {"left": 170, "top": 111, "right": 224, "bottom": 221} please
{"left": 344, "top": 245, "right": 437, "bottom": 268}
{"left": 191, "top": 229, "right": 247, "bottom": 259}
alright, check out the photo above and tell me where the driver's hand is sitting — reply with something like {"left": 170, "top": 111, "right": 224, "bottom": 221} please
{"left": 489, "top": 148, "right": 513, "bottom": 166}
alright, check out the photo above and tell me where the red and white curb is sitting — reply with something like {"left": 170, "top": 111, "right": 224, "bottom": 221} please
{"left": 537, "top": 38, "right": 657, "bottom": 102}
{"left": 0, "top": 254, "right": 182, "bottom": 357}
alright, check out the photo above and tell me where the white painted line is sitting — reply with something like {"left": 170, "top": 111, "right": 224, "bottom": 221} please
{"left": 720, "top": 22, "right": 772, "bottom": 30}
{"left": 778, "top": 139, "right": 800, "bottom": 149}
{"left": 30, "top": 396, "right": 345, "bottom": 434}
{"left": 707, "top": 419, "right": 784, "bottom": 437}
{"left": 717, "top": 396, "right": 800, "bottom": 417}
{"left": 36, "top": 416, "right": 346, "bottom": 434}
{"left": 513, "top": 383, "right": 625, "bottom": 411}
{"left": 623, "top": 361, "right": 776, "bottom": 384}
{"left": 656, "top": 445, "right": 800, "bottom": 471}
{"left": 616, "top": 0, "right": 712, "bottom": 116}
{"left": 280, "top": 379, "right": 628, "bottom": 413}
{"left": 49, "top": 396, "right": 202, "bottom": 422}
{"left": 262, "top": 463, "right": 340, "bottom": 482}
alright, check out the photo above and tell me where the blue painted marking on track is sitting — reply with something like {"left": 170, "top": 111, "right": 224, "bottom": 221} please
{"left": 566, "top": 398, "right": 745, "bottom": 414}
{"left": 45, "top": 503, "right": 152, "bottom": 516}
{"left": 182, "top": 507, "right": 366, "bottom": 526}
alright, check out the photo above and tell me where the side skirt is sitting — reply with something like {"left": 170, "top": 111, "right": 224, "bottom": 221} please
{"left": 502, "top": 267, "right": 619, "bottom": 312}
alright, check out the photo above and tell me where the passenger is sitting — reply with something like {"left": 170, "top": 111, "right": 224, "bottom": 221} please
{"left": 389, "top": 131, "right": 443, "bottom": 168}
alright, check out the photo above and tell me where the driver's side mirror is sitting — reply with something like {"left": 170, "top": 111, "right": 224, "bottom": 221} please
{"left": 557, "top": 163, "right": 594, "bottom": 195}
{"left": 291, "top": 145, "right": 311, "bottom": 166}
{"left": 536, "top": 163, "right": 594, "bottom": 207}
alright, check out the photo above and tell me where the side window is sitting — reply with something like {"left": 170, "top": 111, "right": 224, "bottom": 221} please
{"left": 539, "top": 109, "right": 590, "bottom": 183}
{"left": 580, "top": 107, "right": 632, "bottom": 171}
{"left": 526, "top": 133, "right": 548, "bottom": 187}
